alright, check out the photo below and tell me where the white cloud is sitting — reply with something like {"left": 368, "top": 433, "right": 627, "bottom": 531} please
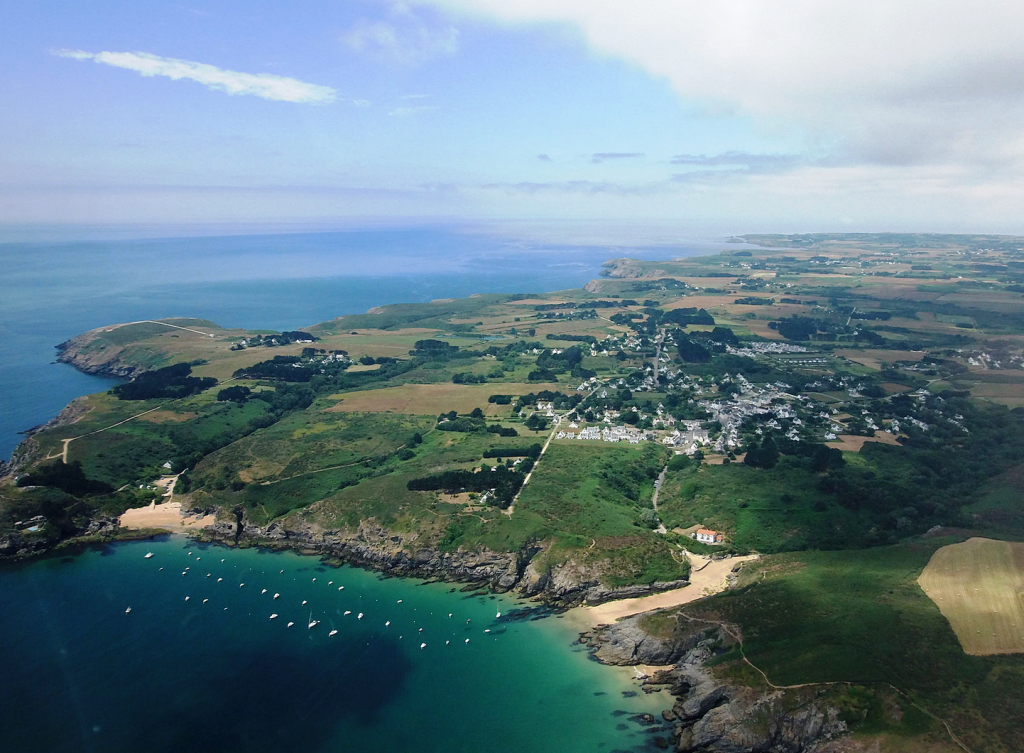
{"left": 53, "top": 49, "right": 338, "bottom": 104}
{"left": 413, "top": 1, "right": 1024, "bottom": 172}
{"left": 388, "top": 105, "right": 438, "bottom": 117}
{"left": 342, "top": 5, "right": 459, "bottom": 65}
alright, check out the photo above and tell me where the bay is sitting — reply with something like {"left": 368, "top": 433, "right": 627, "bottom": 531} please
{"left": 0, "top": 537, "right": 669, "bottom": 753}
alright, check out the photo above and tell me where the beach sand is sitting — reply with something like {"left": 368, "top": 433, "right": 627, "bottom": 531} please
{"left": 118, "top": 475, "right": 215, "bottom": 532}
{"left": 577, "top": 552, "right": 759, "bottom": 628}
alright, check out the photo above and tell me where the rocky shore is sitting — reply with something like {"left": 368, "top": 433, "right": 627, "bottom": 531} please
{"left": 198, "top": 515, "right": 691, "bottom": 608}
{"left": 581, "top": 612, "right": 848, "bottom": 752}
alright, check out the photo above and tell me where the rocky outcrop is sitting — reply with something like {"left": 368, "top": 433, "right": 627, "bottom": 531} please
{"left": 55, "top": 332, "right": 140, "bottom": 377}
{"left": 199, "top": 515, "right": 691, "bottom": 607}
{"left": 599, "top": 258, "right": 667, "bottom": 279}
{"left": 581, "top": 611, "right": 714, "bottom": 665}
{"left": 585, "top": 620, "right": 848, "bottom": 752}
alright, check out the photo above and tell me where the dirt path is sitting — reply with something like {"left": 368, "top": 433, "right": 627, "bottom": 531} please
{"left": 504, "top": 419, "right": 559, "bottom": 517}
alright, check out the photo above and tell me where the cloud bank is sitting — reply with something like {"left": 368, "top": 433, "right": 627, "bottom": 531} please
{"left": 415, "top": 1, "right": 1024, "bottom": 172}
{"left": 53, "top": 50, "right": 337, "bottom": 104}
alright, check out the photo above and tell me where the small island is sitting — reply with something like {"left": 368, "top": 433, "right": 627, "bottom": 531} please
{"left": 4, "top": 233, "right": 1024, "bottom": 752}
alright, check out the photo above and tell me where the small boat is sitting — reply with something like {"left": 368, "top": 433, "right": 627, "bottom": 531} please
{"left": 385, "top": 621, "right": 390, "bottom": 627}
{"left": 287, "top": 622, "right": 294, "bottom": 627}
{"left": 328, "top": 581, "right": 333, "bottom": 586}
{"left": 448, "top": 613, "right": 452, "bottom": 618}
{"left": 308, "top": 611, "right": 318, "bottom": 629}
{"left": 344, "top": 610, "right": 351, "bottom": 616}
{"left": 273, "top": 593, "right": 280, "bottom": 599}
{"left": 484, "top": 629, "right": 491, "bottom": 633}
{"left": 184, "top": 596, "right": 190, "bottom": 601}
{"left": 465, "top": 639, "right": 470, "bottom": 643}
{"left": 312, "top": 578, "right": 316, "bottom": 582}
{"left": 357, "top": 613, "right": 363, "bottom": 620}
{"left": 270, "top": 614, "right": 278, "bottom": 620}
{"left": 125, "top": 607, "right": 132, "bottom": 614}
{"left": 261, "top": 589, "right": 267, "bottom": 594}
{"left": 203, "top": 599, "right": 208, "bottom": 604}
{"left": 338, "top": 586, "right": 344, "bottom": 591}
{"left": 206, "top": 573, "right": 211, "bottom": 578}
{"left": 420, "top": 643, "right": 426, "bottom": 649}
{"left": 496, "top": 611, "right": 501, "bottom": 618}
{"left": 302, "top": 600, "right": 307, "bottom": 606}
{"left": 397, "top": 599, "right": 402, "bottom": 604}
{"left": 329, "top": 629, "right": 338, "bottom": 637}
{"left": 446, "top": 641, "right": 450, "bottom": 645}
{"left": 217, "top": 578, "right": 223, "bottom": 582}
{"left": 239, "top": 583, "right": 245, "bottom": 588}
{"left": 144, "top": 552, "right": 154, "bottom": 559}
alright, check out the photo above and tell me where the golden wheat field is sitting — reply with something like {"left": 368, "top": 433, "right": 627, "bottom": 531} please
{"left": 918, "top": 537, "right": 1024, "bottom": 655}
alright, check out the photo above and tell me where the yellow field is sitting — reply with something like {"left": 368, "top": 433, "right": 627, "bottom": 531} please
{"left": 326, "top": 382, "right": 564, "bottom": 416}
{"left": 918, "top": 538, "right": 1024, "bottom": 656}
{"left": 825, "top": 431, "right": 902, "bottom": 452}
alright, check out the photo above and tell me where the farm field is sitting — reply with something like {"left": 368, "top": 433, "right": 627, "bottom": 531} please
{"left": 326, "top": 382, "right": 563, "bottom": 415}
{"left": 918, "top": 537, "right": 1024, "bottom": 656}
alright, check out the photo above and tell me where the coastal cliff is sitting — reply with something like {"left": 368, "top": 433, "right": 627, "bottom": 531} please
{"left": 582, "top": 613, "right": 848, "bottom": 752}
{"left": 199, "top": 515, "right": 691, "bottom": 608}
{"left": 599, "top": 258, "right": 667, "bottom": 279}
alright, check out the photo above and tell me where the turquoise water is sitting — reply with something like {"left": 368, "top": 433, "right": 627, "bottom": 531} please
{"left": 0, "top": 537, "right": 671, "bottom": 753}
{"left": 0, "top": 227, "right": 745, "bottom": 459}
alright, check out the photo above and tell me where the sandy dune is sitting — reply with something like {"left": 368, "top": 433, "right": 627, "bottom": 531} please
{"left": 118, "top": 475, "right": 215, "bottom": 532}
{"left": 579, "top": 553, "right": 759, "bottom": 627}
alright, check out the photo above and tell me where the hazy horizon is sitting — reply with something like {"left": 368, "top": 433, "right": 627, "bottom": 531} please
{"left": 5, "top": 1, "right": 1024, "bottom": 235}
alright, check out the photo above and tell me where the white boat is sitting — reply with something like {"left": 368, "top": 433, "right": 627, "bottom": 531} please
{"left": 385, "top": 621, "right": 390, "bottom": 627}
{"left": 287, "top": 622, "right": 294, "bottom": 627}
{"left": 125, "top": 607, "right": 132, "bottom": 614}
{"left": 261, "top": 589, "right": 267, "bottom": 594}
{"left": 496, "top": 611, "right": 501, "bottom": 618}
{"left": 344, "top": 610, "right": 351, "bottom": 616}
{"left": 273, "top": 593, "right": 280, "bottom": 599}
{"left": 420, "top": 643, "right": 426, "bottom": 649}
{"left": 329, "top": 629, "right": 338, "bottom": 637}
{"left": 308, "top": 611, "right": 318, "bottom": 629}
{"left": 357, "top": 612, "right": 363, "bottom": 620}
{"left": 270, "top": 614, "right": 278, "bottom": 619}
{"left": 144, "top": 552, "right": 154, "bottom": 559}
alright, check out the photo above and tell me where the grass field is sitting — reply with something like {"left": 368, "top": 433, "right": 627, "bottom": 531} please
{"left": 325, "top": 382, "right": 564, "bottom": 415}
{"left": 918, "top": 537, "right": 1024, "bottom": 656}
{"left": 671, "top": 541, "right": 1024, "bottom": 752}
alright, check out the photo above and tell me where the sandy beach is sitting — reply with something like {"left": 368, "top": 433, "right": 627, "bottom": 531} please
{"left": 118, "top": 475, "right": 215, "bottom": 532}
{"left": 578, "top": 552, "right": 759, "bottom": 628}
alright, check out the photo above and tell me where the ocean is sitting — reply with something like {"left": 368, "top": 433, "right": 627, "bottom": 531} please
{"left": 0, "top": 226, "right": 743, "bottom": 752}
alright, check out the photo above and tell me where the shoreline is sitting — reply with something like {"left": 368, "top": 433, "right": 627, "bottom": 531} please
{"left": 572, "top": 552, "right": 759, "bottom": 630}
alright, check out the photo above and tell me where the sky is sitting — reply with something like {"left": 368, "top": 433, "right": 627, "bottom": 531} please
{"left": 3, "top": 0, "right": 1024, "bottom": 242}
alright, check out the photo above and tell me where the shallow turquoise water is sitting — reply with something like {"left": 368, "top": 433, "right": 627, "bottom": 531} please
{"left": 0, "top": 537, "right": 672, "bottom": 753}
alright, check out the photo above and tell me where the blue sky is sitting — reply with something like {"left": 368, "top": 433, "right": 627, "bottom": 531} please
{"left": 3, "top": 0, "right": 1024, "bottom": 241}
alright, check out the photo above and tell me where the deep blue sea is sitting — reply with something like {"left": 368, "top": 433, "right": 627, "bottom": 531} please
{"left": 0, "top": 227, "right": 746, "bottom": 753}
